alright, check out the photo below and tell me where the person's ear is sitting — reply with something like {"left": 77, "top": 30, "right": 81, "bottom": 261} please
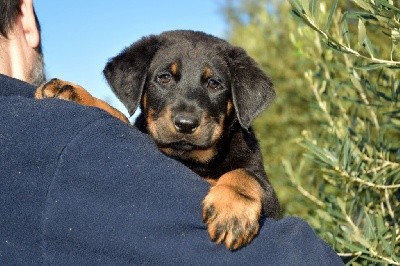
{"left": 19, "top": 0, "right": 40, "bottom": 49}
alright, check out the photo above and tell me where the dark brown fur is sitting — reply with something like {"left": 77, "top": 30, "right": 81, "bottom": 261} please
{"left": 35, "top": 30, "right": 280, "bottom": 250}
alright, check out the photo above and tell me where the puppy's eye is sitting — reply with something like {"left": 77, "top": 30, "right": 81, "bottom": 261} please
{"left": 157, "top": 73, "right": 172, "bottom": 84}
{"left": 207, "top": 78, "right": 221, "bottom": 90}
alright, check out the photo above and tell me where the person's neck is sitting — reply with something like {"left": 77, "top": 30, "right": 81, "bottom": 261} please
{"left": 0, "top": 35, "right": 31, "bottom": 83}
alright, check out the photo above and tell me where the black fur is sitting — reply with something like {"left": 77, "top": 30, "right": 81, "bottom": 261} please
{"left": 103, "top": 30, "right": 280, "bottom": 219}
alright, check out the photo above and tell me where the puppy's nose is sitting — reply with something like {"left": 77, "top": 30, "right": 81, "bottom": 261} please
{"left": 173, "top": 114, "right": 199, "bottom": 134}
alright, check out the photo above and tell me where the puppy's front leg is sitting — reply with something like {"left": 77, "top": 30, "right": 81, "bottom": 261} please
{"left": 35, "top": 78, "right": 129, "bottom": 123}
{"left": 202, "top": 169, "right": 264, "bottom": 250}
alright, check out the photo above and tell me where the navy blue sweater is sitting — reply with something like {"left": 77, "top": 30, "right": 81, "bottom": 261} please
{"left": 0, "top": 74, "right": 343, "bottom": 265}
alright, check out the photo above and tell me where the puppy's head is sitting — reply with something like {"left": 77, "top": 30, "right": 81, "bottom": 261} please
{"left": 104, "top": 30, "right": 275, "bottom": 164}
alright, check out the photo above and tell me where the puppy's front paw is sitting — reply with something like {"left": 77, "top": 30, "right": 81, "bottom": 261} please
{"left": 202, "top": 169, "right": 263, "bottom": 250}
{"left": 35, "top": 78, "right": 129, "bottom": 123}
{"left": 35, "top": 78, "right": 81, "bottom": 101}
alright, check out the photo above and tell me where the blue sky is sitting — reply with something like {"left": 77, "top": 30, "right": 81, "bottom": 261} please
{"left": 34, "top": 1, "right": 227, "bottom": 116}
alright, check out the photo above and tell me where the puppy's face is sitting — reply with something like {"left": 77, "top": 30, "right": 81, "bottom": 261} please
{"left": 103, "top": 30, "right": 275, "bottom": 164}
{"left": 142, "top": 43, "right": 234, "bottom": 163}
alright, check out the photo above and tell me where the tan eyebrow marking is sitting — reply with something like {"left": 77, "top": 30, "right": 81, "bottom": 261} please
{"left": 170, "top": 62, "right": 179, "bottom": 75}
{"left": 203, "top": 66, "right": 213, "bottom": 80}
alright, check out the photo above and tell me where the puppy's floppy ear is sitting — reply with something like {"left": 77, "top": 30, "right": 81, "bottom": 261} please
{"left": 228, "top": 46, "right": 275, "bottom": 129}
{"left": 103, "top": 35, "right": 162, "bottom": 116}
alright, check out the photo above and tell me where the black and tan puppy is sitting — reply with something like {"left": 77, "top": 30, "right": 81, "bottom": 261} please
{"left": 35, "top": 30, "right": 280, "bottom": 250}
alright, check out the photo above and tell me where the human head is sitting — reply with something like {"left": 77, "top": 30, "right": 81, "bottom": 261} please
{"left": 0, "top": 0, "right": 46, "bottom": 85}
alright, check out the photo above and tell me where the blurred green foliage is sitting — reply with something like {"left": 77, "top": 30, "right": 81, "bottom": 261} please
{"left": 222, "top": 0, "right": 400, "bottom": 264}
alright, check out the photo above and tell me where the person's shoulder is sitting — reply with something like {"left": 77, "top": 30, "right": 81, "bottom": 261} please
{"left": 0, "top": 74, "right": 35, "bottom": 97}
{"left": 0, "top": 79, "right": 138, "bottom": 155}
{"left": 0, "top": 74, "right": 130, "bottom": 141}
{"left": 2, "top": 93, "right": 130, "bottom": 139}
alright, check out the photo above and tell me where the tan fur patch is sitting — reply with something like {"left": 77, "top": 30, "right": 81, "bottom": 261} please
{"left": 145, "top": 107, "right": 158, "bottom": 139}
{"left": 202, "top": 66, "right": 213, "bottom": 80}
{"left": 170, "top": 62, "right": 179, "bottom": 76}
{"left": 142, "top": 92, "right": 148, "bottom": 111}
{"left": 190, "top": 146, "right": 217, "bottom": 164}
{"left": 202, "top": 169, "right": 263, "bottom": 250}
{"left": 159, "top": 147, "right": 174, "bottom": 156}
{"left": 226, "top": 99, "right": 234, "bottom": 117}
{"left": 210, "top": 115, "right": 224, "bottom": 142}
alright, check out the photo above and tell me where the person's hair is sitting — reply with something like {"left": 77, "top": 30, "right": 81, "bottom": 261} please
{"left": 0, "top": 0, "right": 22, "bottom": 37}
{"left": 0, "top": 0, "right": 41, "bottom": 38}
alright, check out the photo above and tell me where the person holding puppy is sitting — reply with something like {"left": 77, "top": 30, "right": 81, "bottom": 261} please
{"left": 0, "top": 0, "right": 343, "bottom": 264}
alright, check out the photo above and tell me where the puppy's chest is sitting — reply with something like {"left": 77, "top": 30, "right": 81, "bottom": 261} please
{"left": 178, "top": 148, "right": 236, "bottom": 180}
{"left": 186, "top": 163, "right": 224, "bottom": 180}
